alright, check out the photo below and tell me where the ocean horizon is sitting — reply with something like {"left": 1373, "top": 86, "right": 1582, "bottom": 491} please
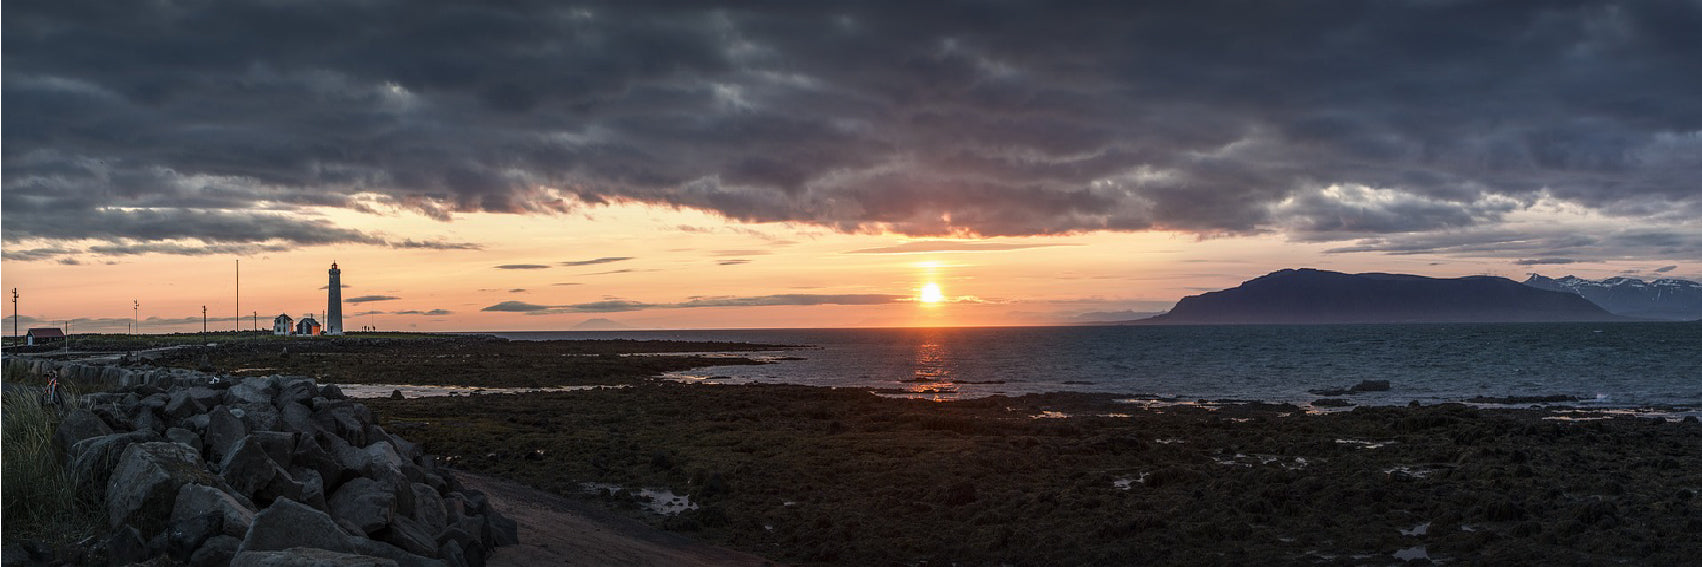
{"left": 490, "top": 322, "right": 1702, "bottom": 413}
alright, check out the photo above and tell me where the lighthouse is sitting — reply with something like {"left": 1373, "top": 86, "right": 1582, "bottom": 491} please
{"left": 326, "top": 262, "right": 344, "bottom": 335}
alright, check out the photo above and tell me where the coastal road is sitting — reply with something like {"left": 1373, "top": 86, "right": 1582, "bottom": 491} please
{"left": 457, "top": 472, "right": 779, "bottom": 567}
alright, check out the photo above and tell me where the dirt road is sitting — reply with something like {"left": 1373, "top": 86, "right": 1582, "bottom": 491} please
{"left": 455, "top": 472, "right": 778, "bottom": 567}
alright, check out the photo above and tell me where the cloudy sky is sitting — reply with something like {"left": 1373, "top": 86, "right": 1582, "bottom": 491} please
{"left": 4, "top": 0, "right": 1699, "bottom": 331}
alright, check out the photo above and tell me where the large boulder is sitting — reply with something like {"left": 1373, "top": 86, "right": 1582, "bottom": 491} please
{"left": 232, "top": 548, "right": 400, "bottom": 567}
{"left": 276, "top": 378, "right": 318, "bottom": 408}
{"left": 106, "top": 442, "right": 218, "bottom": 536}
{"left": 53, "top": 409, "right": 113, "bottom": 455}
{"left": 172, "top": 483, "right": 258, "bottom": 539}
{"left": 165, "top": 388, "right": 210, "bottom": 419}
{"left": 189, "top": 535, "right": 242, "bottom": 567}
{"left": 220, "top": 435, "right": 303, "bottom": 506}
{"left": 229, "top": 376, "right": 280, "bottom": 405}
{"left": 237, "top": 498, "right": 356, "bottom": 555}
{"left": 236, "top": 402, "right": 284, "bottom": 432}
{"left": 68, "top": 430, "right": 161, "bottom": 500}
{"left": 205, "top": 406, "right": 249, "bottom": 463}
{"left": 327, "top": 478, "right": 396, "bottom": 536}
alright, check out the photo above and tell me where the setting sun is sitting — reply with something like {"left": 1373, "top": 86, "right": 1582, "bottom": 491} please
{"left": 919, "top": 283, "right": 946, "bottom": 303}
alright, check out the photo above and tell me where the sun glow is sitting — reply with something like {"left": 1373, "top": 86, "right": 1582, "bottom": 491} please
{"left": 919, "top": 283, "right": 946, "bottom": 303}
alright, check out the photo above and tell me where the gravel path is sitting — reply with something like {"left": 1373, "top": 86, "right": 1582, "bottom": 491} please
{"left": 457, "top": 472, "right": 778, "bottom": 567}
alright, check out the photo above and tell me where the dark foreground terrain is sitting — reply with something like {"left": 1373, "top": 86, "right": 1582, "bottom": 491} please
{"left": 148, "top": 334, "right": 786, "bottom": 387}
{"left": 369, "top": 385, "right": 1702, "bottom": 566}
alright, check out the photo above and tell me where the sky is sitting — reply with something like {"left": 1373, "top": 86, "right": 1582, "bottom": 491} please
{"left": 4, "top": 0, "right": 1700, "bottom": 332}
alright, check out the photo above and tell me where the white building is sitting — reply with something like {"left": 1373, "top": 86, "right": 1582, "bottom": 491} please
{"left": 273, "top": 314, "right": 294, "bottom": 335}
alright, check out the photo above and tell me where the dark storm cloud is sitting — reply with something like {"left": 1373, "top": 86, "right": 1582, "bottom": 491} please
{"left": 1, "top": 247, "right": 79, "bottom": 261}
{"left": 345, "top": 295, "right": 401, "bottom": 303}
{"left": 388, "top": 239, "right": 483, "bottom": 250}
{"left": 560, "top": 257, "right": 634, "bottom": 267}
{"left": 6, "top": 0, "right": 1700, "bottom": 257}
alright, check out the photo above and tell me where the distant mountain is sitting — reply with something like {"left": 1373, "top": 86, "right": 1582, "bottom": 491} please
{"left": 572, "top": 318, "right": 632, "bottom": 330}
{"left": 1523, "top": 274, "right": 1702, "bottom": 321}
{"left": 1136, "top": 268, "right": 1627, "bottom": 325}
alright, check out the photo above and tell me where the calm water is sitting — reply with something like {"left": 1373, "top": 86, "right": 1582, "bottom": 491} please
{"left": 494, "top": 323, "right": 1702, "bottom": 409}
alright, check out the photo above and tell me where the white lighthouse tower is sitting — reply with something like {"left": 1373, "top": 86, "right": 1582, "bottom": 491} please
{"left": 326, "top": 262, "right": 344, "bottom": 335}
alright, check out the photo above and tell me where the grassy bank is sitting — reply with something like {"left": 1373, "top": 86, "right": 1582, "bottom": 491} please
{"left": 1, "top": 368, "right": 101, "bottom": 548}
{"left": 370, "top": 384, "right": 1702, "bottom": 566}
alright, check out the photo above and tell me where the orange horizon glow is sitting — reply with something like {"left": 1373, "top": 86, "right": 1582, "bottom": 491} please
{"left": 2, "top": 201, "right": 1690, "bottom": 333}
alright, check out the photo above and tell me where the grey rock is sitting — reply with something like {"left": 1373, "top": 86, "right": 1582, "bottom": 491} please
{"left": 53, "top": 409, "right": 113, "bottom": 456}
{"left": 107, "top": 442, "right": 216, "bottom": 536}
{"left": 276, "top": 378, "right": 318, "bottom": 408}
{"left": 409, "top": 483, "right": 447, "bottom": 532}
{"left": 188, "top": 386, "right": 226, "bottom": 409}
{"left": 236, "top": 402, "right": 283, "bottom": 432}
{"left": 238, "top": 497, "right": 355, "bottom": 555}
{"left": 437, "top": 541, "right": 467, "bottom": 567}
{"left": 230, "top": 376, "right": 279, "bottom": 405}
{"left": 67, "top": 430, "right": 160, "bottom": 498}
{"left": 188, "top": 535, "right": 242, "bottom": 567}
{"left": 232, "top": 548, "right": 400, "bottom": 567}
{"left": 185, "top": 413, "right": 212, "bottom": 432}
{"left": 320, "top": 384, "right": 347, "bottom": 400}
{"left": 384, "top": 516, "right": 439, "bottom": 558}
{"left": 293, "top": 467, "right": 329, "bottom": 511}
{"left": 165, "top": 388, "right": 210, "bottom": 419}
{"left": 166, "top": 511, "right": 223, "bottom": 562}
{"left": 295, "top": 434, "right": 348, "bottom": 493}
{"left": 327, "top": 478, "right": 396, "bottom": 536}
{"left": 105, "top": 525, "right": 152, "bottom": 566}
{"left": 221, "top": 436, "right": 283, "bottom": 501}
{"left": 133, "top": 406, "right": 169, "bottom": 432}
{"left": 255, "top": 470, "right": 307, "bottom": 509}
{"left": 348, "top": 538, "right": 446, "bottom": 567}
{"left": 165, "top": 428, "right": 203, "bottom": 454}
{"left": 281, "top": 403, "right": 320, "bottom": 435}
{"left": 172, "top": 483, "right": 258, "bottom": 539}
{"left": 205, "top": 406, "right": 249, "bottom": 463}
{"left": 252, "top": 431, "right": 299, "bottom": 466}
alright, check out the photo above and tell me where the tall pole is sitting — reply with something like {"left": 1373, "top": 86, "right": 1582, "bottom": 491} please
{"left": 202, "top": 306, "right": 208, "bottom": 333}
{"left": 235, "top": 259, "right": 240, "bottom": 333}
{"left": 133, "top": 300, "right": 139, "bottom": 335}
{"left": 11, "top": 288, "right": 17, "bottom": 343}
{"left": 252, "top": 311, "right": 258, "bottom": 333}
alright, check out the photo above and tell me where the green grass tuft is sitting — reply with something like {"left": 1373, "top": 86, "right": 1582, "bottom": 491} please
{"left": 1, "top": 380, "right": 102, "bottom": 546}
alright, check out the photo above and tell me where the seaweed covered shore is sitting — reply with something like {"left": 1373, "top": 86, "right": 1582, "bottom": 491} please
{"left": 369, "top": 384, "right": 1702, "bottom": 566}
{"left": 147, "top": 334, "right": 789, "bottom": 387}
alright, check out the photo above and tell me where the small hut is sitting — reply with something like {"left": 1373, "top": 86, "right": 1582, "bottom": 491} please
{"left": 295, "top": 316, "right": 321, "bottom": 336}
{"left": 26, "top": 327, "right": 66, "bottom": 346}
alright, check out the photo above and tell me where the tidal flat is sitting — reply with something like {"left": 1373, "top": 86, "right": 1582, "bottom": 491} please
{"left": 148, "top": 334, "right": 782, "bottom": 387}
{"left": 368, "top": 384, "right": 1702, "bottom": 566}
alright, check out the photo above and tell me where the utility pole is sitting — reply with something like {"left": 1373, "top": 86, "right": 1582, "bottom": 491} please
{"left": 133, "top": 300, "right": 139, "bottom": 335}
{"left": 11, "top": 288, "right": 17, "bottom": 344}
{"left": 235, "top": 259, "right": 240, "bottom": 333}
{"left": 202, "top": 306, "right": 208, "bottom": 333}
{"left": 252, "top": 311, "right": 258, "bottom": 333}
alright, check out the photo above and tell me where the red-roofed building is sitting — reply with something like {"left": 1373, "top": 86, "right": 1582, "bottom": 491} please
{"left": 26, "top": 327, "right": 65, "bottom": 346}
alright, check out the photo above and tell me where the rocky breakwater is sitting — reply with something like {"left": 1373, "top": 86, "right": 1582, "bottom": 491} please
{"left": 34, "top": 360, "right": 516, "bottom": 566}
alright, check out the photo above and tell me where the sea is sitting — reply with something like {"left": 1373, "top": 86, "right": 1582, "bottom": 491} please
{"left": 493, "top": 322, "right": 1702, "bottom": 413}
